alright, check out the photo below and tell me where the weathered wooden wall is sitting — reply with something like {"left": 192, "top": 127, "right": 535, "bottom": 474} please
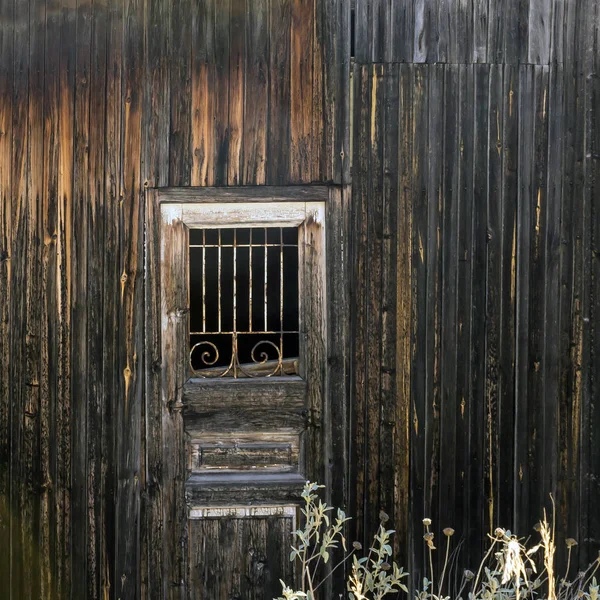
{"left": 351, "top": 0, "right": 600, "bottom": 580}
{"left": 0, "top": 0, "right": 348, "bottom": 598}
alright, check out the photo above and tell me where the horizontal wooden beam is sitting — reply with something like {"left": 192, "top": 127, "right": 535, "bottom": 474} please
{"left": 157, "top": 185, "right": 331, "bottom": 203}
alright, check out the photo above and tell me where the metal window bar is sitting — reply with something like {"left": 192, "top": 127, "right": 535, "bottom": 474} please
{"left": 190, "top": 227, "right": 299, "bottom": 378}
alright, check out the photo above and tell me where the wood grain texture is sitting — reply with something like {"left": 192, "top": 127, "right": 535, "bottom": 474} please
{"left": 2, "top": 0, "right": 600, "bottom": 597}
{"left": 352, "top": 55, "right": 600, "bottom": 580}
{"left": 355, "top": 0, "right": 570, "bottom": 65}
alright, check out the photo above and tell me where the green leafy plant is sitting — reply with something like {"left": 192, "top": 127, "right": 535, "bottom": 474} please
{"left": 275, "top": 481, "right": 408, "bottom": 600}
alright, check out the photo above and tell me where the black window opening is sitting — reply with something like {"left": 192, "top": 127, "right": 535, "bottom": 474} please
{"left": 189, "top": 227, "right": 300, "bottom": 378}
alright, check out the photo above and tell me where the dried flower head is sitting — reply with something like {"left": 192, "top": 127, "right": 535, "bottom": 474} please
{"left": 494, "top": 527, "right": 506, "bottom": 537}
{"left": 533, "top": 522, "right": 542, "bottom": 532}
{"left": 443, "top": 527, "right": 455, "bottom": 537}
{"left": 382, "top": 562, "right": 391, "bottom": 571}
{"left": 464, "top": 569, "right": 475, "bottom": 581}
{"left": 423, "top": 532, "right": 434, "bottom": 542}
{"left": 566, "top": 538, "right": 578, "bottom": 548}
{"left": 352, "top": 541, "right": 362, "bottom": 550}
{"left": 422, "top": 518, "right": 432, "bottom": 527}
{"left": 379, "top": 510, "right": 390, "bottom": 523}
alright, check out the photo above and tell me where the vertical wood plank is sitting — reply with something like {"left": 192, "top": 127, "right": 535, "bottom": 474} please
{"left": 115, "top": 0, "right": 144, "bottom": 596}
{"left": 311, "top": 0, "right": 324, "bottom": 180}
{"left": 191, "top": 0, "right": 215, "bottom": 186}
{"left": 103, "top": 0, "right": 123, "bottom": 595}
{"left": 409, "top": 63, "right": 428, "bottom": 581}
{"left": 169, "top": 0, "right": 192, "bottom": 186}
{"left": 365, "top": 63, "right": 384, "bottom": 541}
{"left": 469, "top": 63, "right": 490, "bottom": 558}
{"left": 242, "top": 0, "right": 268, "bottom": 184}
{"left": 10, "top": 0, "right": 30, "bottom": 594}
{"left": 394, "top": 63, "right": 412, "bottom": 566}
{"left": 454, "top": 63, "right": 475, "bottom": 564}
{"left": 228, "top": 0, "right": 245, "bottom": 185}
{"left": 214, "top": 0, "right": 231, "bottom": 186}
{"left": 72, "top": 0, "right": 92, "bottom": 596}
{"left": 380, "top": 64, "right": 399, "bottom": 532}
{"left": 424, "top": 65, "right": 443, "bottom": 531}
{"left": 541, "top": 63, "right": 563, "bottom": 550}
{"left": 57, "top": 1, "right": 76, "bottom": 595}
{"left": 40, "top": 0, "right": 60, "bottom": 596}
{"left": 25, "top": 0, "right": 45, "bottom": 597}
{"left": 322, "top": 0, "right": 350, "bottom": 183}
{"left": 497, "top": 63, "right": 518, "bottom": 531}
{"left": 290, "top": 0, "right": 314, "bottom": 182}
{"left": 0, "top": 0, "right": 13, "bottom": 593}
{"left": 527, "top": 65, "right": 550, "bottom": 522}
{"left": 351, "top": 63, "right": 369, "bottom": 546}
{"left": 268, "top": 0, "right": 291, "bottom": 183}
{"left": 528, "top": 0, "right": 552, "bottom": 64}
{"left": 160, "top": 211, "right": 188, "bottom": 600}
{"left": 472, "top": 0, "right": 488, "bottom": 63}
{"left": 515, "top": 64, "right": 534, "bottom": 533}
{"left": 392, "top": 0, "right": 414, "bottom": 62}
{"left": 438, "top": 64, "right": 459, "bottom": 534}
{"left": 144, "top": 0, "right": 170, "bottom": 189}
{"left": 484, "top": 63, "right": 503, "bottom": 533}
{"left": 87, "top": 1, "right": 108, "bottom": 597}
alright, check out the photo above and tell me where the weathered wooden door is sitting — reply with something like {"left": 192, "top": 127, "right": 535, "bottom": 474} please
{"left": 152, "top": 188, "right": 331, "bottom": 599}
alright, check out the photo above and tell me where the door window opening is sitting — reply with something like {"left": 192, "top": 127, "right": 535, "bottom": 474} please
{"left": 189, "top": 226, "right": 300, "bottom": 378}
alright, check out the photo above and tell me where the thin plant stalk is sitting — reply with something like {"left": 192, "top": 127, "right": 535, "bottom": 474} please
{"left": 438, "top": 535, "right": 451, "bottom": 597}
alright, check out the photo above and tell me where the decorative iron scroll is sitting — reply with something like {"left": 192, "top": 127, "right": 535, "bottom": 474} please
{"left": 189, "top": 227, "right": 299, "bottom": 378}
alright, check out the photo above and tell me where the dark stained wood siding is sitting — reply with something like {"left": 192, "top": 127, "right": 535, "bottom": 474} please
{"left": 1, "top": 0, "right": 599, "bottom": 598}
{"left": 352, "top": 0, "right": 600, "bottom": 583}
{"left": 0, "top": 0, "right": 348, "bottom": 598}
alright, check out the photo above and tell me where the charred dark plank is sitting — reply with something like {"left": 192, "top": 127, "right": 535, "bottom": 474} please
{"left": 469, "top": 64, "right": 490, "bottom": 559}
{"left": 484, "top": 63, "right": 503, "bottom": 534}
{"left": 365, "top": 63, "right": 384, "bottom": 542}
{"left": 103, "top": 0, "right": 123, "bottom": 596}
{"left": 497, "top": 63, "right": 518, "bottom": 530}
{"left": 379, "top": 65, "right": 399, "bottom": 534}
{"left": 0, "top": 0, "right": 13, "bottom": 592}
{"left": 350, "top": 63, "right": 369, "bottom": 546}
{"left": 394, "top": 63, "right": 412, "bottom": 565}
{"left": 40, "top": 0, "right": 61, "bottom": 596}
{"left": 528, "top": 65, "right": 550, "bottom": 522}
{"left": 72, "top": 0, "right": 93, "bottom": 597}
{"left": 514, "top": 65, "right": 534, "bottom": 533}
{"left": 540, "top": 64, "right": 563, "bottom": 553}
{"left": 424, "top": 65, "right": 443, "bottom": 531}
{"left": 409, "top": 64, "right": 428, "bottom": 580}
{"left": 454, "top": 63, "right": 475, "bottom": 565}
{"left": 438, "top": 64, "right": 459, "bottom": 534}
